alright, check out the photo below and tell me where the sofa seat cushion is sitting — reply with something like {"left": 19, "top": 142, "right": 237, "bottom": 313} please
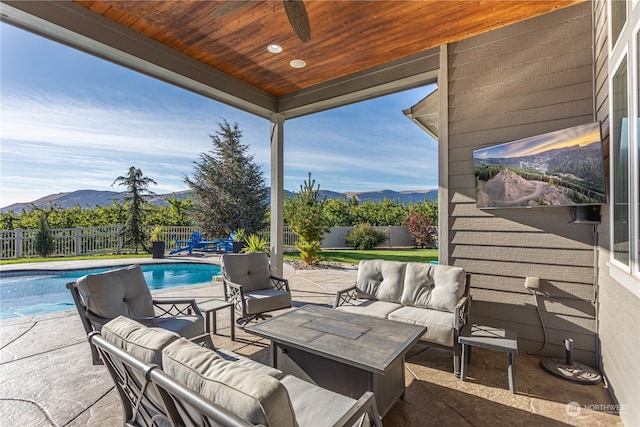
{"left": 156, "top": 316, "right": 204, "bottom": 339}
{"left": 215, "top": 348, "right": 283, "bottom": 379}
{"left": 244, "top": 289, "right": 291, "bottom": 315}
{"left": 388, "top": 306, "right": 455, "bottom": 347}
{"left": 335, "top": 300, "right": 403, "bottom": 319}
{"left": 77, "top": 264, "right": 155, "bottom": 320}
{"left": 401, "top": 263, "right": 466, "bottom": 312}
{"left": 101, "top": 316, "right": 179, "bottom": 365}
{"left": 355, "top": 259, "right": 406, "bottom": 303}
{"left": 281, "top": 374, "right": 360, "bottom": 427}
{"left": 162, "top": 338, "right": 296, "bottom": 427}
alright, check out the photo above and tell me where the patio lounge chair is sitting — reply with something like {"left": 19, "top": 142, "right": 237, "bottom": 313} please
{"left": 169, "top": 231, "right": 207, "bottom": 255}
{"left": 169, "top": 233, "right": 192, "bottom": 255}
{"left": 221, "top": 252, "right": 292, "bottom": 326}
{"left": 66, "top": 264, "right": 205, "bottom": 365}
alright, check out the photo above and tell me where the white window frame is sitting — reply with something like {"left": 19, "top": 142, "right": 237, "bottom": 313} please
{"left": 608, "top": 0, "right": 640, "bottom": 293}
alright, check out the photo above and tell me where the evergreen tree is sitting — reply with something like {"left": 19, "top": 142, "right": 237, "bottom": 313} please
{"left": 284, "top": 173, "right": 330, "bottom": 265}
{"left": 185, "top": 120, "right": 268, "bottom": 237}
{"left": 34, "top": 215, "right": 55, "bottom": 257}
{"left": 112, "top": 166, "right": 156, "bottom": 253}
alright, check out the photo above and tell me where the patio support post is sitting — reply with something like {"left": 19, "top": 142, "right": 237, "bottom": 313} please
{"left": 437, "top": 44, "right": 450, "bottom": 265}
{"left": 269, "top": 113, "right": 285, "bottom": 276}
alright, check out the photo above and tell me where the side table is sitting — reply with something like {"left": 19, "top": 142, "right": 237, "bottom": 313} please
{"left": 459, "top": 324, "right": 518, "bottom": 393}
{"left": 198, "top": 299, "right": 235, "bottom": 341}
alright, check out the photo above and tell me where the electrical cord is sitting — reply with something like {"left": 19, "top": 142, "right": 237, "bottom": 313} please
{"left": 527, "top": 289, "right": 548, "bottom": 355}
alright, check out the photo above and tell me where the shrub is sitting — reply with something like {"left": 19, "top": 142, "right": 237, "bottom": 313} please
{"left": 242, "top": 233, "right": 270, "bottom": 255}
{"left": 284, "top": 173, "right": 329, "bottom": 265}
{"left": 344, "top": 224, "right": 387, "bottom": 250}
{"left": 34, "top": 215, "right": 55, "bottom": 257}
{"left": 403, "top": 210, "right": 437, "bottom": 248}
{"left": 150, "top": 226, "right": 164, "bottom": 242}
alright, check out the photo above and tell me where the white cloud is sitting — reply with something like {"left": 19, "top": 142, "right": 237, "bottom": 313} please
{"left": 0, "top": 85, "right": 439, "bottom": 206}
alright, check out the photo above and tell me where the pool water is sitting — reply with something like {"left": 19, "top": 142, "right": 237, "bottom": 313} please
{"left": 0, "top": 263, "right": 221, "bottom": 319}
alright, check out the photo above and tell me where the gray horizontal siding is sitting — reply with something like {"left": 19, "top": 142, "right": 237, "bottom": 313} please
{"left": 592, "top": 1, "right": 640, "bottom": 425}
{"left": 446, "top": 2, "right": 597, "bottom": 364}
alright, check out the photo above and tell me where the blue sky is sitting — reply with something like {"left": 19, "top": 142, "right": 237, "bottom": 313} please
{"left": 0, "top": 23, "right": 438, "bottom": 208}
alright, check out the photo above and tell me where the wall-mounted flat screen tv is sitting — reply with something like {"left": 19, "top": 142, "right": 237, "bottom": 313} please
{"left": 473, "top": 122, "right": 607, "bottom": 209}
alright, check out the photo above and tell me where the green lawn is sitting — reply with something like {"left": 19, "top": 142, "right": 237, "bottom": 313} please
{"left": 284, "top": 249, "right": 437, "bottom": 264}
{"left": 1, "top": 249, "right": 438, "bottom": 266}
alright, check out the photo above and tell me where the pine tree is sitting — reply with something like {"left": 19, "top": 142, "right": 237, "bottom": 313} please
{"left": 185, "top": 120, "right": 268, "bottom": 237}
{"left": 112, "top": 166, "right": 156, "bottom": 253}
{"left": 34, "top": 215, "right": 55, "bottom": 257}
{"left": 284, "top": 173, "right": 330, "bottom": 265}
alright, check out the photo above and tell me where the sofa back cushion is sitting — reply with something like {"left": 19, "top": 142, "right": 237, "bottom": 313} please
{"left": 77, "top": 264, "right": 155, "bottom": 320}
{"left": 401, "top": 263, "right": 466, "bottom": 312}
{"left": 355, "top": 260, "right": 406, "bottom": 303}
{"left": 162, "top": 338, "right": 297, "bottom": 427}
{"left": 101, "top": 316, "right": 179, "bottom": 366}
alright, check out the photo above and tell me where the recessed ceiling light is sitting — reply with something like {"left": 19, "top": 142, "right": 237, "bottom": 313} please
{"left": 290, "top": 59, "right": 307, "bottom": 69}
{"left": 267, "top": 44, "right": 283, "bottom": 54}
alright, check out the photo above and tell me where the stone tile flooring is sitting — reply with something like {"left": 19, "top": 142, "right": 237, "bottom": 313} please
{"left": 0, "top": 257, "right": 623, "bottom": 426}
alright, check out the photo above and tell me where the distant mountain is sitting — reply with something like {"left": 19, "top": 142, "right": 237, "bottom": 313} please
{"left": 1, "top": 188, "right": 438, "bottom": 213}
{"left": 343, "top": 189, "right": 437, "bottom": 204}
{"left": 1, "top": 190, "right": 192, "bottom": 213}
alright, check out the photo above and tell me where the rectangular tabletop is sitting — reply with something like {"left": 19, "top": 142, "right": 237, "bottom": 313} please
{"left": 197, "top": 299, "right": 232, "bottom": 312}
{"left": 245, "top": 305, "right": 425, "bottom": 375}
{"left": 459, "top": 324, "right": 518, "bottom": 353}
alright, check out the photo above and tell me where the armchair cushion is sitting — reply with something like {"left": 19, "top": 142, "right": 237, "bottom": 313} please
{"left": 77, "top": 264, "right": 155, "bottom": 321}
{"left": 400, "top": 263, "right": 466, "bottom": 312}
{"left": 388, "top": 306, "right": 455, "bottom": 347}
{"left": 101, "top": 316, "right": 179, "bottom": 365}
{"left": 355, "top": 260, "right": 405, "bottom": 303}
{"left": 162, "top": 338, "right": 296, "bottom": 427}
{"left": 155, "top": 316, "right": 204, "bottom": 340}
{"left": 244, "top": 289, "right": 292, "bottom": 315}
{"left": 222, "top": 252, "right": 273, "bottom": 292}
{"left": 280, "top": 375, "right": 362, "bottom": 427}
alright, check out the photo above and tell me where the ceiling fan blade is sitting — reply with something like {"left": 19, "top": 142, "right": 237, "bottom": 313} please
{"left": 210, "top": 1, "right": 253, "bottom": 19}
{"left": 282, "top": 0, "right": 311, "bottom": 43}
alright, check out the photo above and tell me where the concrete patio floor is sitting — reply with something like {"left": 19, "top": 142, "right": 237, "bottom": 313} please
{"left": 0, "top": 256, "right": 623, "bottom": 426}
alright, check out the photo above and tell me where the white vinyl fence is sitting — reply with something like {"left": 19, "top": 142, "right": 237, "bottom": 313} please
{"left": 1, "top": 225, "right": 421, "bottom": 259}
{"left": 0, "top": 226, "right": 198, "bottom": 259}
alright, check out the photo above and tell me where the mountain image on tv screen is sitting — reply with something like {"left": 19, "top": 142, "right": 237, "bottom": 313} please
{"left": 473, "top": 122, "right": 607, "bottom": 208}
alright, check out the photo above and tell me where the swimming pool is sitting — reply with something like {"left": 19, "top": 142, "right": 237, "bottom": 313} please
{"left": 0, "top": 263, "right": 221, "bottom": 319}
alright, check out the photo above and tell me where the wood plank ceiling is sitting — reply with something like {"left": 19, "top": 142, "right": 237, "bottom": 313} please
{"left": 73, "top": 0, "right": 585, "bottom": 97}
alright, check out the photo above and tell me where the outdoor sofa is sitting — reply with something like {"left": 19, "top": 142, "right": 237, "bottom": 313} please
{"left": 334, "top": 259, "right": 471, "bottom": 375}
{"left": 90, "top": 316, "right": 383, "bottom": 426}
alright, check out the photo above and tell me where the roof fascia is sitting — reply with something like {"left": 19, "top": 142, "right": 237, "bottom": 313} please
{"left": 403, "top": 89, "right": 439, "bottom": 139}
{"left": 277, "top": 48, "right": 440, "bottom": 119}
{"left": 0, "top": 1, "right": 277, "bottom": 119}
